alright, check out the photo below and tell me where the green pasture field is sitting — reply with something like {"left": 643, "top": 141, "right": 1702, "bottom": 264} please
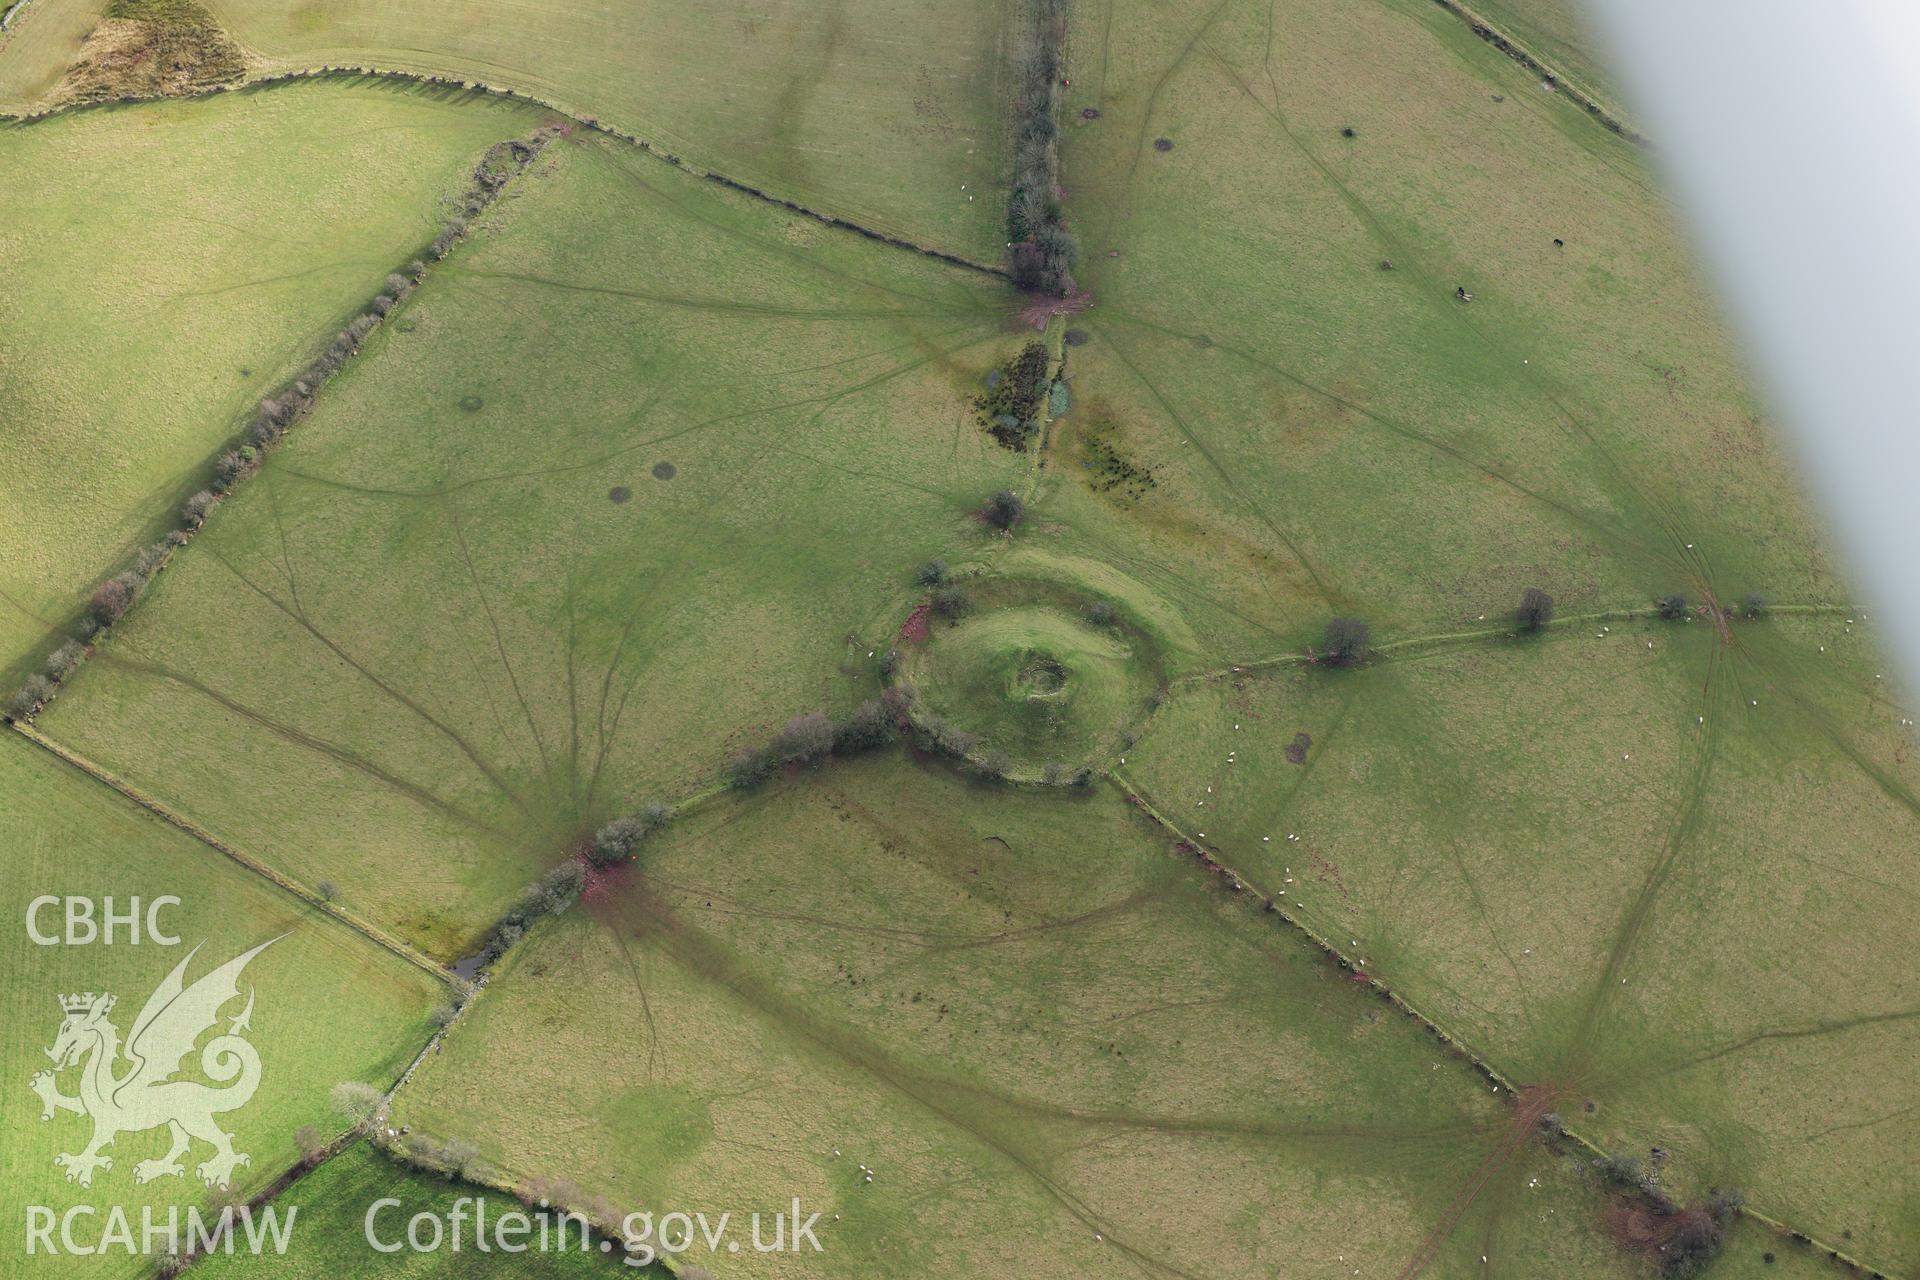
{"left": 185, "top": 0, "right": 1013, "bottom": 260}
{"left": 0, "top": 729, "right": 445, "bottom": 1278}
{"left": 1120, "top": 613, "right": 1920, "bottom": 1270}
{"left": 390, "top": 752, "right": 1656, "bottom": 1279}
{"left": 190, "top": 1145, "right": 639, "bottom": 1277}
{"left": 1, "top": 0, "right": 1907, "bottom": 1271}
{"left": 1030, "top": 0, "right": 1836, "bottom": 659}
{"left": 39, "top": 129, "right": 1028, "bottom": 958}
{"left": 0, "top": 79, "right": 548, "bottom": 678}
{"left": 0, "top": 0, "right": 108, "bottom": 109}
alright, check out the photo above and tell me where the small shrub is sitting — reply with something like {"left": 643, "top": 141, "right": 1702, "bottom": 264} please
{"left": 1597, "top": 1150, "right": 1644, "bottom": 1189}
{"left": 429, "top": 1003, "right": 458, "bottom": 1029}
{"left": 985, "top": 489, "right": 1025, "bottom": 530}
{"left": 316, "top": 879, "right": 338, "bottom": 902}
{"left": 44, "top": 640, "right": 84, "bottom": 682}
{"left": 1320, "top": 617, "right": 1370, "bottom": 667}
{"left": 1516, "top": 586, "right": 1554, "bottom": 631}
{"left": 294, "top": 1124, "right": 326, "bottom": 1166}
{"left": 933, "top": 588, "right": 974, "bottom": 620}
{"left": 443, "top": 1138, "right": 481, "bottom": 1180}
{"left": 773, "top": 711, "right": 836, "bottom": 765}
{"left": 401, "top": 1133, "right": 447, "bottom": 1170}
{"left": 369, "top": 295, "right": 393, "bottom": 317}
{"left": 386, "top": 272, "right": 410, "bottom": 294}
{"left": 182, "top": 489, "right": 217, "bottom": 528}
{"left": 88, "top": 577, "right": 134, "bottom": 627}
{"left": 917, "top": 558, "right": 949, "bottom": 586}
{"left": 1705, "top": 1186, "right": 1744, "bottom": 1223}
{"left": 1087, "top": 600, "right": 1116, "bottom": 627}
{"left": 832, "top": 699, "right": 896, "bottom": 755}
{"left": 727, "top": 746, "right": 778, "bottom": 790}
{"left": 877, "top": 648, "right": 901, "bottom": 680}
{"left": 479, "top": 921, "right": 523, "bottom": 964}
{"left": 8, "top": 675, "right": 53, "bottom": 720}
{"left": 212, "top": 449, "right": 249, "bottom": 492}
{"left": 976, "top": 748, "right": 1012, "bottom": 779}
{"left": 589, "top": 816, "right": 650, "bottom": 866}
{"left": 329, "top": 1080, "right": 384, "bottom": 1132}
{"left": 1741, "top": 592, "right": 1769, "bottom": 619}
{"left": 1657, "top": 593, "right": 1690, "bottom": 621}
{"left": 524, "top": 862, "right": 586, "bottom": 928}
{"left": 1665, "top": 1211, "right": 1724, "bottom": 1279}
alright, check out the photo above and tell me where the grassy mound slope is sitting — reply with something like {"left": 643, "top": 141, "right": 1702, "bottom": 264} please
{"left": 900, "top": 577, "right": 1162, "bottom": 772}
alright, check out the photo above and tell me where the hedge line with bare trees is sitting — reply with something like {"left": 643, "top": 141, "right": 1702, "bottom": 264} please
{"left": 1007, "top": 0, "right": 1077, "bottom": 295}
{"left": 3, "top": 124, "right": 557, "bottom": 726}
{"left": 726, "top": 695, "right": 908, "bottom": 789}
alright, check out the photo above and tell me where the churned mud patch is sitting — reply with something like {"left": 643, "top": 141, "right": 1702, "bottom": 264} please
{"left": 56, "top": 0, "right": 243, "bottom": 104}
{"left": 1152, "top": 137, "right": 1175, "bottom": 152}
{"left": 1285, "top": 732, "right": 1312, "bottom": 764}
{"left": 1059, "top": 398, "right": 1156, "bottom": 501}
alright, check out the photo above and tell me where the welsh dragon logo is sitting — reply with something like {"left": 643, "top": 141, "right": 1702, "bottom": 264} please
{"left": 30, "top": 938, "right": 279, "bottom": 1190}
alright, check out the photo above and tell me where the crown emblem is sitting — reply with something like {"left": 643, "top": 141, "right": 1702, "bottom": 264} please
{"left": 59, "top": 992, "right": 111, "bottom": 1014}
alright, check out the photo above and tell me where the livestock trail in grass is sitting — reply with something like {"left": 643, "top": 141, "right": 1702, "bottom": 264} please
{"left": 0, "top": 80, "right": 552, "bottom": 681}
{"left": 36, "top": 126, "right": 1028, "bottom": 961}
{"left": 0, "top": 729, "right": 447, "bottom": 1280}
{"left": 1, "top": 0, "right": 1913, "bottom": 1276}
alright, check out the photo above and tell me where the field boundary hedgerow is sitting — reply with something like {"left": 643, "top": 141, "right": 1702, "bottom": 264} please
{"left": 1005, "top": 0, "right": 1077, "bottom": 294}
{"left": 0, "top": 67, "right": 1011, "bottom": 278}
{"left": 10, "top": 718, "right": 450, "bottom": 984}
{"left": 1424, "top": 0, "right": 1645, "bottom": 144}
{"left": 1106, "top": 766, "right": 1896, "bottom": 1279}
{"left": 2, "top": 117, "right": 559, "bottom": 725}
{"left": 1166, "top": 600, "right": 1863, "bottom": 691}
{"left": 162, "top": 950, "right": 497, "bottom": 1274}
